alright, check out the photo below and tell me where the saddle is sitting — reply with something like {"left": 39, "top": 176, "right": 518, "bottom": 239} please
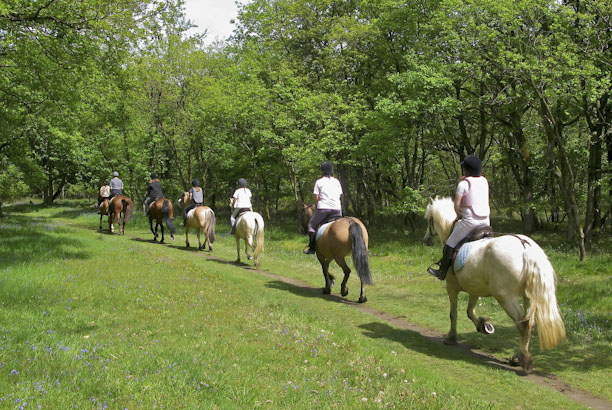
{"left": 452, "top": 225, "right": 494, "bottom": 271}
{"left": 314, "top": 215, "right": 345, "bottom": 242}
{"left": 313, "top": 214, "right": 343, "bottom": 233}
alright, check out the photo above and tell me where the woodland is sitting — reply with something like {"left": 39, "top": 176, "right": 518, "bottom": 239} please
{"left": 2, "top": 0, "right": 612, "bottom": 259}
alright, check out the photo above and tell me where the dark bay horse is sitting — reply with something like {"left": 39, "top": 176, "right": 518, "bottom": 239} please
{"left": 148, "top": 198, "right": 176, "bottom": 243}
{"left": 314, "top": 217, "right": 372, "bottom": 303}
{"left": 106, "top": 195, "right": 134, "bottom": 235}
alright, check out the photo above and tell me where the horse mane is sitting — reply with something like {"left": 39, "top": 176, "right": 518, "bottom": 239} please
{"left": 426, "top": 196, "right": 456, "bottom": 240}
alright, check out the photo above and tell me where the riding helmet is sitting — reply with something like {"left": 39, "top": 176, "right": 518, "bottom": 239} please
{"left": 460, "top": 155, "right": 482, "bottom": 176}
{"left": 237, "top": 178, "right": 247, "bottom": 187}
{"left": 112, "top": 171, "right": 119, "bottom": 177}
{"left": 321, "top": 161, "right": 334, "bottom": 176}
{"left": 150, "top": 172, "right": 157, "bottom": 179}
{"left": 192, "top": 178, "right": 199, "bottom": 187}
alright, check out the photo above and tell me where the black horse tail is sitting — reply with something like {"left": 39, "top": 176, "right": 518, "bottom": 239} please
{"left": 122, "top": 198, "right": 134, "bottom": 223}
{"left": 208, "top": 209, "right": 216, "bottom": 244}
{"left": 349, "top": 221, "right": 373, "bottom": 285}
{"left": 162, "top": 199, "right": 176, "bottom": 235}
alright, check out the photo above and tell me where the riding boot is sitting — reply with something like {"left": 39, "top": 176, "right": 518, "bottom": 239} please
{"left": 303, "top": 232, "right": 316, "bottom": 255}
{"left": 427, "top": 244, "right": 455, "bottom": 280}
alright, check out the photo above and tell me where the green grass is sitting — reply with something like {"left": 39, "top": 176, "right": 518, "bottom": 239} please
{"left": 0, "top": 200, "right": 610, "bottom": 409}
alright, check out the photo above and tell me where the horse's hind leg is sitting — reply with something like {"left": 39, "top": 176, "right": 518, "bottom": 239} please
{"left": 99, "top": 214, "right": 103, "bottom": 230}
{"left": 197, "top": 229, "right": 202, "bottom": 250}
{"left": 150, "top": 219, "right": 157, "bottom": 241}
{"left": 319, "top": 260, "right": 332, "bottom": 295}
{"left": 498, "top": 296, "right": 533, "bottom": 372}
{"left": 160, "top": 223, "right": 165, "bottom": 243}
{"left": 467, "top": 295, "right": 495, "bottom": 335}
{"left": 245, "top": 235, "right": 253, "bottom": 260}
{"left": 335, "top": 256, "right": 351, "bottom": 298}
{"left": 185, "top": 226, "right": 190, "bottom": 248}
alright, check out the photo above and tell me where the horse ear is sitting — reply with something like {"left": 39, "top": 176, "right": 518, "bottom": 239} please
{"left": 428, "top": 196, "right": 434, "bottom": 205}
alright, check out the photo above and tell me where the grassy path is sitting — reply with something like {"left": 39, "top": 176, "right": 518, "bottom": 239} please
{"left": 0, "top": 202, "right": 610, "bottom": 409}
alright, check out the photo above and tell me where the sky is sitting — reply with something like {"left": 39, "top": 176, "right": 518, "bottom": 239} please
{"left": 183, "top": 0, "right": 245, "bottom": 44}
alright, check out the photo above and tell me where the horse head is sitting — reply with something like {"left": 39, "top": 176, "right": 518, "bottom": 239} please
{"left": 423, "top": 196, "right": 455, "bottom": 245}
{"left": 178, "top": 191, "right": 191, "bottom": 208}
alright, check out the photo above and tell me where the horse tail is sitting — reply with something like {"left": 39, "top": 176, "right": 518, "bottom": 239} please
{"left": 349, "top": 221, "right": 373, "bottom": 285}
{"left": 122, "top": 198, "right": 134, "bottom": 223}
{"left": 162, "top": 199, "right": 176, "bottom": 235}
{"left": 522, "top": 240, "right": 566, "bottom": 349}
{"left": 207, "top": 209, "right": 216, "bottom": 244}
{"left": 253, "top": 214, "right": 264, "bottom": 258}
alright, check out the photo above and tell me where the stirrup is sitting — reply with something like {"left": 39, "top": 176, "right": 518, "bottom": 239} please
{"left": 427, "top": 263, "right": 445, "bottom": 280}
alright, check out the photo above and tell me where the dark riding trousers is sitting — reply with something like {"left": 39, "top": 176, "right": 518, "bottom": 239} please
{"left": 307, "top": 209, "right": 342, "bottom": 234}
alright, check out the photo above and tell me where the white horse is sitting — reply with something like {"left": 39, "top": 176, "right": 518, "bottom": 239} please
{"left": 178, "top": 192, "right": 216, "bottom": 251}
{"left": 232, "top": 209, "right": 264, "bottom": 268}
{"left": 423, "top": 196, "right": 566, "bottom": 371}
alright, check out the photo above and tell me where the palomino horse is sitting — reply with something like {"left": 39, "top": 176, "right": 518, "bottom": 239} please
{"left": 148, "top": 198, "right": 176, "bottom": 243}
{"left": 178, "top": 191, "right": 216, "bottom": 251}
{"left": 98, "top": 199, "right": 110, "bottom": 230}
{"left": 314, "top": 217, "right": 373, "bottom": 303}
{"left": 232, "top": 208, "right": 264, "bottom": 268}
{"left": 423, "top": 196, "right": 565, "bottom": 371}
{"left": 300, "top": 203, "right": 315, "bottom": 233}
{"left": 105, "top": 196, "right": 134, "bottom": 234}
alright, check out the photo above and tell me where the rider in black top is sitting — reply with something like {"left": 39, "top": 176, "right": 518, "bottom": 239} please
{"left": 144, "top": 173, "right": 164, "bottom": 215}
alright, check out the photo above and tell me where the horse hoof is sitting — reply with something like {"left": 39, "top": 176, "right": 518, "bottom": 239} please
{"left": 358, "top": 296, "right": 367, "bottom": 303}
{"left": 208, "top": 247, "right": 213, "bottom": 252}
{"left": 160, "top": 240, "right": 165, "bottom": 244}
{"left": 341, "top": 288, "right": 348, "bottom": 297}
{"left": 186, "top": 243, "right": 190, "bottom": 248}
{"left": 322, "top": 288, "right": 331, "bottom": 295}
{"left": 247, "top": 256, "right": 253, "bottom": 260}
{"left": 171, "top": 235, "right": 175, "bottom": 241}
{"left": 443, "top": 337, "right": 458, "bottom": 345}
{"left": 255, "top": 262, "right": 260, "bottom": 269}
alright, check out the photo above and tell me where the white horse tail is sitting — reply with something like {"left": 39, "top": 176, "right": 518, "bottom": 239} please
{"left": 206, "top": 209, "right": 216, "bottom": 244}
{"left": 349, "top": 221, "right": 373, "bottom": 285}
{"left": 253, "top": 214, "right": 264, "bottom": 259}
{"left": 522, "top": 240, "right": 566, "bottom": 349}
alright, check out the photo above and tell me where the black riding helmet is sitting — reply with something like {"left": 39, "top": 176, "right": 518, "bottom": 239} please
{"left": 192, "top": 178, "right": 199, "bottom": 187}
{"left": 150, "top": 172, "right": 157, "bottom": 179}
{"left": 321, "top": 161, "right": 334, "bottom": 176}
{"left": 237, "top": 178, "right": 247, "bottom": 187}
{"left": 460, "top": 155, "right": 482, "bottom": 177}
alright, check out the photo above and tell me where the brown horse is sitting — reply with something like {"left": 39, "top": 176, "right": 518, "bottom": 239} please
{"left": 105, "top": 195, "right": 134, "bottom": 234}
{"left": 148, "top": 198, "right": 176, "bottom": 243}
{"left": 178, "top": 191, "right": 216, "bottom": 251}
{"left": 314, "top": 217, "right": 372, "bottom": 303}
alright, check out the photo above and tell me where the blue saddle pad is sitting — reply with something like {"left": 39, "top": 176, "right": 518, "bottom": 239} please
{"left": 315, "top": 222, "right": 334, "bottom": 241}
{"left": 453, "top": 238, "right": 492, "bottom": 272}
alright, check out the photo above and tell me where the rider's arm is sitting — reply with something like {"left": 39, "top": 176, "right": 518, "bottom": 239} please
{"left": 313, "top": 194, "right": 319, "bottom": 206}
{"left": 454, "top": 194, "right": 463, "bottom": 219}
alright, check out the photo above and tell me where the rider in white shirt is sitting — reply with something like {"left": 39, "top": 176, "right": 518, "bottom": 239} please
{"left": 428, "top": 155, "right": 490, "bottom": 280}
{"left": 303, "top": 161, "right": 343, "bottom": 254}
{"left": 230, "top": 178, "right": 253, "bottom": 233}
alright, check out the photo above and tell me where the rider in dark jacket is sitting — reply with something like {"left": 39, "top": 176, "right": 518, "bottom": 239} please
{"left": 144, "top": 173, "right": 164, "bottom": 215}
